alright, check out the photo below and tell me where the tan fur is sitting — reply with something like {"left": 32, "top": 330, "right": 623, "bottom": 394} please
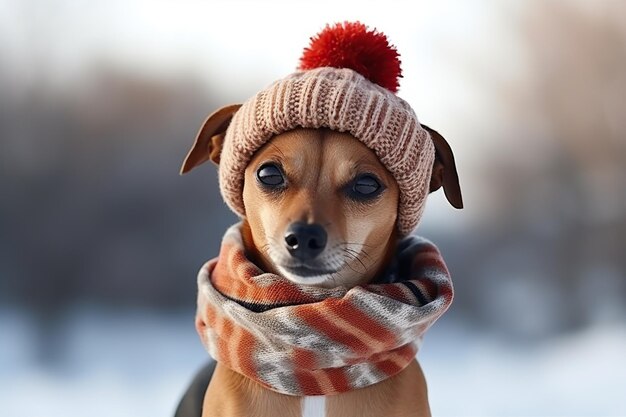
{"left": 203, "top": 360, "right": 430, "bottom": 417}
{"left": 241, "top": 128, "right": 399, "bottom": 289}
{"left": 199, "top": 128, "right": 431, "bottom": 416}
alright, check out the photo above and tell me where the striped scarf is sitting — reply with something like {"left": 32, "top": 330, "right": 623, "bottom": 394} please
{"left": 195, "top": 223, "right": 453, "bottom": 396}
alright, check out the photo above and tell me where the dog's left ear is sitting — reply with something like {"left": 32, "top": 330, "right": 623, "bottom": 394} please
{"left": 421, "top": 124, "right": 464, "bottom": 209}
{"left": 180, "top": 104, "right": 242, "bottom": 174}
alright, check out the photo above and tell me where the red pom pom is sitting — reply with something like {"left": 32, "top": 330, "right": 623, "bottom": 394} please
{"left": 299, "top": 22, "right": 402, "bottom": 93}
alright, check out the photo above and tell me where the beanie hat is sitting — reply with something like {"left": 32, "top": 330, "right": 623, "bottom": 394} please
{"left": 219, "top": 22, "right": 435, "bottom": 236}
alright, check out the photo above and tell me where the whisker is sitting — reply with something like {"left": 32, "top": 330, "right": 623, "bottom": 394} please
{"left": 344, "top": 245, "right": 371, "bottom": 261}
{"left": 341, "top": 241, "right": 375, "bottom": 248}
{"left": 342, "top": 248, "right": 367, "bottom": 273}
{"left": 342, "top": 253, "right": 361, "bottom": 274}
{"left": 344, "top": 247, "right": 362, "bottom": 259}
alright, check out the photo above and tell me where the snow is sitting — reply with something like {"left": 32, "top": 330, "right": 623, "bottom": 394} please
{"left": 1, "top": 308, "right": 625, "bottom": 417}
{"left": 421, "top": 322, "right": 626, "bottom": 416}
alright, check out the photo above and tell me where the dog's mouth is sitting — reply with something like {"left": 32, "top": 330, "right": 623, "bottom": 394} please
{"left": 280, "top": 264, "right": 337, "bottom": 278}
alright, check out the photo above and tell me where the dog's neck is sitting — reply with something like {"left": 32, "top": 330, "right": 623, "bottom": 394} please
{"left": 203, "top": 356, "right": 431, "bottom": 417}
{"left": 240, "top": 220, "right": 398, "bottom": 287}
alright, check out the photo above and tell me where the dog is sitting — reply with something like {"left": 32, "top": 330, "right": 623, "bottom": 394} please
{"left": 175, "top": 103, "right": 462, "bottom": 417}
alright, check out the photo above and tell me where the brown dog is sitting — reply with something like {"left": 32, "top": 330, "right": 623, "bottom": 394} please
{"left": 178, "top": 105, "right": 462, "bottom": 417}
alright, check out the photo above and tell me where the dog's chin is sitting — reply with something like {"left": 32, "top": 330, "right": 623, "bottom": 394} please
{"left": 275, "top": 265, "right": 339, "bottom": 287}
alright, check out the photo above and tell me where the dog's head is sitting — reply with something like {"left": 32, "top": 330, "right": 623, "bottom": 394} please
{"left": 182, "top": 105, "right": 462, "bottom": 288}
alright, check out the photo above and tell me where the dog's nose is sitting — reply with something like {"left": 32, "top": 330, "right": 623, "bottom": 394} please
{"left": 284, "top": 222, "right": 327, "bottom": 261}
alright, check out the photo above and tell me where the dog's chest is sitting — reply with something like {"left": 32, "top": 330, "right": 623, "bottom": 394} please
{"left": 302, "top": 395, "right": 326, "bottom": 417}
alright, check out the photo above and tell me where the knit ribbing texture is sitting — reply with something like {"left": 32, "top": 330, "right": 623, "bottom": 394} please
{"left": 219, "top": 67, "right": 435, "bottom": 236}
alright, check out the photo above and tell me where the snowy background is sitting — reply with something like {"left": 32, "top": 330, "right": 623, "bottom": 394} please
{"left": 2, "top": 308, "right": 625, "bottom": 417}
{"left": 1, "top": 0, "right": 625, "bottom": 416}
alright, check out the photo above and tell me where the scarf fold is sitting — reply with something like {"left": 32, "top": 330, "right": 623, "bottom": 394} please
{"left": 195, "top": 223, "right": 453, "bottom": 396}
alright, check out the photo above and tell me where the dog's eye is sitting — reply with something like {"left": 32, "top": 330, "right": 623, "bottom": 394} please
{"left": 354, "top": 175, "right": 380, "bottom": 195}
{"left": 349, "top": 174, "right": 383, "bottom": 200}
{"left": 257, "top": 163, "right": 285, "bottom": 186}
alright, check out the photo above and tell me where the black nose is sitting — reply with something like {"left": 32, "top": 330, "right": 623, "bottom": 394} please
{"left": 284, "top": 222, "right": 327, "bottom": 261}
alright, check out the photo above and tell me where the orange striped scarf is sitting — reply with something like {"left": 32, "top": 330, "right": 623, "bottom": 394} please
{"left": 195, "top": 223, "right": 453, "bottom": 396}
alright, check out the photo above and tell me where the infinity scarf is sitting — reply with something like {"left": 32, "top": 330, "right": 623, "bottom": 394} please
{"left": 195, "top": 223, "right": 453, "bottom": 396}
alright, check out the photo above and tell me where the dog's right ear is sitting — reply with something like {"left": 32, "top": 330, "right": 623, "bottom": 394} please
{"left": 421, "top": 124, "right": 464, "bottom": 209}
{"left": 180, "top": 104, "right": 241, "bottom": 174}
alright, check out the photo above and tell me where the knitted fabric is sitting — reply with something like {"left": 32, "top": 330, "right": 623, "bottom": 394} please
{"left": 219, "top": 67, "right": 435, "bottom": 236}
{"left": 195, "top": 223, "right": 454, "bottom": 396}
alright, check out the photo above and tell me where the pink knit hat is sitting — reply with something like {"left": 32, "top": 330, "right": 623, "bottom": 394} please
{"left": 219, "top": 22, "right": 436, "bottom": 236}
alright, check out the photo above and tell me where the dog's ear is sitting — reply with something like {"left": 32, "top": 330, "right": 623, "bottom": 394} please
{"left": 180, "top": 104, "right": 242, "bottom": 174}
{"left": 421, "top": 124, "right": 464, "bottom": 209}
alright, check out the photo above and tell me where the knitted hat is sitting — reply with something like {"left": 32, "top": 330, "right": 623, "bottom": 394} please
{"left": 219, "top": 22, "right": 436, "bottom": 236}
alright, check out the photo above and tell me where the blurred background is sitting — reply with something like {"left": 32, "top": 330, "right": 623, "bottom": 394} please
{"left": 1, "top": 0, "right": 625, "bottom": 415}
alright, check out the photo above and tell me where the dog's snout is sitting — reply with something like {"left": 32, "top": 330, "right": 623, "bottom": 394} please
{"left": 284, "top": 222, "right": 327, "bottom": 261}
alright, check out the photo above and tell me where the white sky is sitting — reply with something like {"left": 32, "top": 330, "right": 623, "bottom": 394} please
{"left": 0, "top": 0, "right": 534, "bottom": 229}
{"left": 0, "top": 0, "right": 520, "bottom": 107}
